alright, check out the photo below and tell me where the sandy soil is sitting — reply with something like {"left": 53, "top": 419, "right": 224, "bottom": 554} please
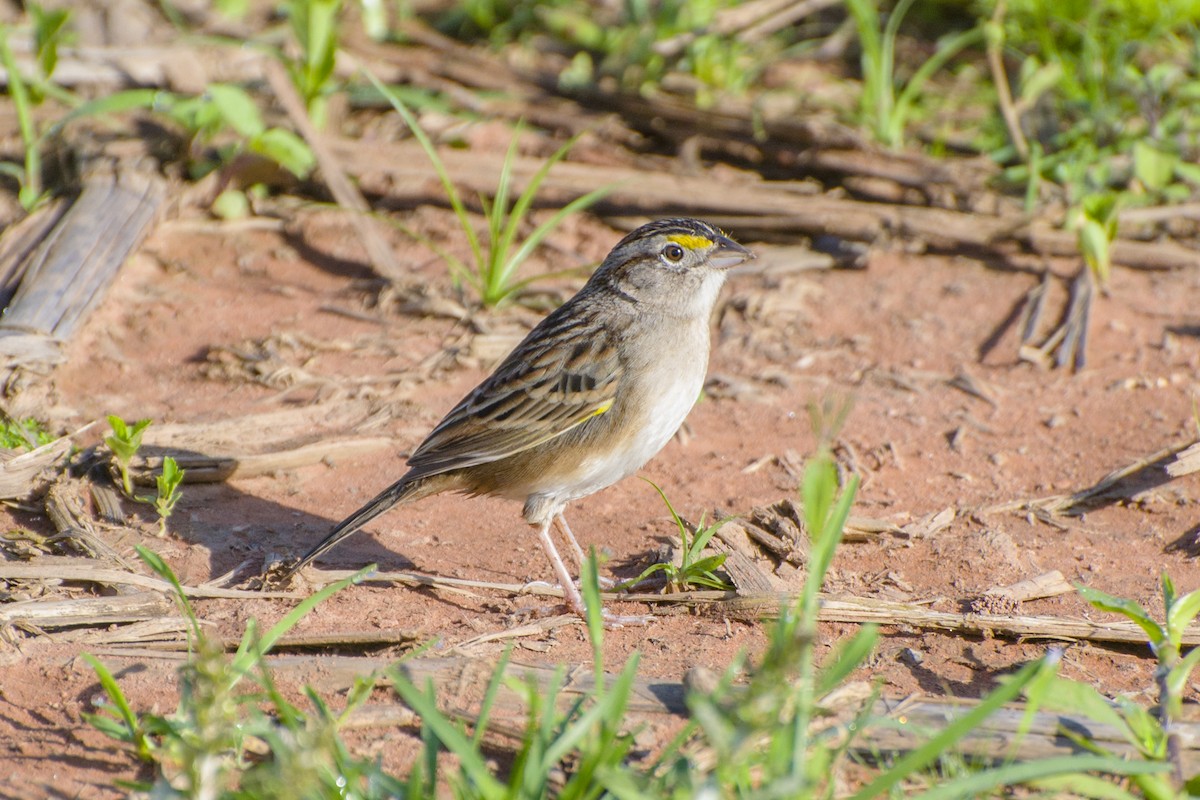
{"left": 2, "top": 205, "right": 1199, "bottom": 795}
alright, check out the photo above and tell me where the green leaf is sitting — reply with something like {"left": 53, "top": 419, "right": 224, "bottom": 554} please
{"left": 617, "top": 562, "right": 672, "bottom": 590}
{"left": 18, "top": 184, "right": 45, "bottom": 211}
{"left": 1174, "top": 160, "right": 1200, "bottom": 185}
{"left": 1133, "top": 140, "right": 1177, "bottom": 191}
{"left": 80, "top": 653, "right": 154, "bottom": 760}
{"left": 1166, "top": 585, "right": 1200, "bottom": 647}
{"left": 156, "top": 456, "right": 183, "bottom": 499}
{"left": 212, "top": 188, "right": 251, "bottom": 220}
{"left": 1078, "top": 585, "right": 1163, "bottom": 647}
{"left": 802, "top": 458, "right": 835, "bottom": 533}
{"left": 215, "top": 0, "right": 249, "bottom": 16}
{"left": 1019, "top": 61, "right": 1065, "bottom": 104}
{"left": 207, "top": 83, "right": 266, "bottom": 138}
{"left": 498, "top": 181, "right": 615, "bottom": 303}
{"left": 1115, "top": 696, "right": 1166, "bottom": 757}
{"left": 250, "top": 128, "right": 315, "bottom": 178}
{"left": 1029, "top": 772, "right": 1139, "bottom": 799}
{"left": 136, "top": 546, "right": 200, "bottom": 640}
{"left": 582, "top": 549, "right": 605, "bottom": 673}
{"left": 685, "top": 554, "right": 727, "bottom": 576}
{"left": 1035, "top": 675, "right": 1134, "bottom": 746}
{"left": 688, "top": 519, "right": 726, "bottom": 558}
{"left": 1166, "top": 645, "right": 1200, "bottom": 701}
{"left": 31, "top": 5, "right": 71, "bottom": 80}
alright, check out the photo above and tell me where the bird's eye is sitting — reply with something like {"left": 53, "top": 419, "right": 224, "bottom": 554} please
{"left": 662, "top": 244, "right": 685, "bottom": 262}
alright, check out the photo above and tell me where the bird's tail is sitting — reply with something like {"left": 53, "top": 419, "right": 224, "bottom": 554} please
{"left": 281, "top": 472, "right": 440, "bottom": 579}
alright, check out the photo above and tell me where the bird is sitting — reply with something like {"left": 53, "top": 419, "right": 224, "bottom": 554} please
{"left": 281, "top": 218, "right": 754, "bottom": 623}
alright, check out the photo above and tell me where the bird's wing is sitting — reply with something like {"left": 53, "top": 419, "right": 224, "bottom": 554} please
{"left": 406, "top": 306, "right": 622, "bottom": 476}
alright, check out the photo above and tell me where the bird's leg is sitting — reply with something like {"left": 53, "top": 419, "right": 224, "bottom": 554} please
{"left": 534, "top": 519, "right": 650, "bottom": 627}
{"left": 554, "top": 513, "right": 615, "bottom": 589}
{"left": 535, "top": 518, "right": 588, "bottom": 618}
{"left": 554, "top": 512, "right": 587, "bottom": 566}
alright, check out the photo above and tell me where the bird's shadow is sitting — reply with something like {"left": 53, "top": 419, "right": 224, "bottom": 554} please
{"left": 183, "top": 481, "right": 418, "bottom": 578}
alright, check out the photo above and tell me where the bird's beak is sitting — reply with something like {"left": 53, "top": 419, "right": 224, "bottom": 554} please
{"left": 709, "top": 235, "right": 755, "bottom": 270}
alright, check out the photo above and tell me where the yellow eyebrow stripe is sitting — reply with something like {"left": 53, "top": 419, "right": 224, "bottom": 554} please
{"left": 666, "top": 234, "right": 713, "bottom": 250}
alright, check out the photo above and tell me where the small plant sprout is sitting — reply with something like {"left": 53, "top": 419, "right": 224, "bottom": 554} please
{"left": 0, "top": 4, "right": 73, "bottom": 208}
{"left": 845, "top": 0, "right": 984, "bottom": 149}
{"left": 370, "top": 72, "right": 614, "bottom": 308}
{"left": 0, "top": 416, "right": 55, "bottom": 450}
{"left": 84, "top": 550, "right": 390, "bottom": 796}
{"left": 105, "top": 415, "right": 152, "bottom": 497}
{"left": 149, "top": 457, "right": 185, "bottom": 537}
{"left": 622, "top": 479, "right": 732, "bottom": 593}
{"left": 1072, "top": 575, "right": 1200, "bottom": 791}
{"left": 163, "top": 82, "right": 316, "bottom": 183}
{"left": 284, "top": 0, "right": 341, "bottom": 128}
{"left": 1071, "top": 192, "right": 1120, "bottom": 293}
{"left": 388, "top": 554, "right": 640, "bottom": 797}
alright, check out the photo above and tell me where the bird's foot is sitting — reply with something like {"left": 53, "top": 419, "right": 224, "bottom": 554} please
{"left": 558, "top": 584, "right": 651, "bottom": 627}
{"left": 516, "top": 582, "right": 649, "bottom": 625}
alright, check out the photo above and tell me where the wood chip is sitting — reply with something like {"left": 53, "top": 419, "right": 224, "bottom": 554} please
{"left": 0, "top": 171, "right": 165, "bottom": 370}
{"left": 0, "top": 435, "right": 71, "bottom": 500}
{"left": 983, "top": 570, "right": 1074, "bottom": 603}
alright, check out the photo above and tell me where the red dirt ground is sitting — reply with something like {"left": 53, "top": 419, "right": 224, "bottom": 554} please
{"left": 2, "top": 206, "right": 1199, "bottom": 795}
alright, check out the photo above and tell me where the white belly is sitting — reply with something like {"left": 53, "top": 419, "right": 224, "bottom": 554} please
{"left": 555, "top": 332, "right": 707, "bottom": 504}
{"left": 564, "top": 367, "right": 700, "bottom": 503}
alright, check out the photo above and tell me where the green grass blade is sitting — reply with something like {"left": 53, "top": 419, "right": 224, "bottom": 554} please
{"left": 688, "top": 517, "right": 730, "bottom": 559}
{"left": 366, "top": 70, "right": 484, "bottom": 274}
{"left": 472, "top": 647, "right": 512, "bottom": 747}
{"left": 134, "top": 546, "right": 200, "bottom": 641}
{"left": 1027, "top": 772, "right": 1141, "bottom": 800}
{"left": 502, "top": 183, "right": 616, "bottom": 297}
{"left": 889, "top": 26, "right": 985, "bottom": 146}
{"left": 686, "top": 554, "right": 726, "bottom": 574}
{"left": 495, "top": 130, "right": 575, "bottom": 280}
{"left": 845, "top": 0, "right": 882, "bottom": 129}
{"left": 1167, "top": 585, "right": 1200, "bottom": 646}
{"left": 878, "top": 0, "right": 915, "bottom": 134}
{"left": 583, "top": 550, "right": 605, "bottom": 679}
{"left": 640, "top": 477, "right": 687, "bottom": 543}
{"left": 41, "top": 88, "right": 164, "bottom": 142}
{"left": 0, "top": 28, "right": 40, "bottom": 205}
{"left": 542, "top": 659, "right": 637, "bottom": 768}
{"left": 1168, "top": 644, "right": 1200, "bottom": 701}
{"left": 391, "top": 673, "right": 506, "bottom": 799}
{"left": 230, "top": 566, "right": 374, "bottom": 677}
{"left": 816, "top": 625, "right": 878, "bottom": 696}
{"left": 848, "top": 653, "right": 1055, "bottom": 800}
{"left": 384, "top": 215, "right": 476, "bottom": 291}
{"left": 485, "top": 122, "right": 523, "bottom": 299}
{"left": 912, "top": 755, "right": 1168, "bottom": 800}
{"left": 80, "top": 653, "right": 153, "bottom": 760}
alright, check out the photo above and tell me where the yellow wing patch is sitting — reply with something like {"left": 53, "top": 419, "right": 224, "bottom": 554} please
{"left": 666, "top": 233, "right": 713, "bottom": 250}
{"left": 582, "top": 399, "right": 614, "bottom": 421}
